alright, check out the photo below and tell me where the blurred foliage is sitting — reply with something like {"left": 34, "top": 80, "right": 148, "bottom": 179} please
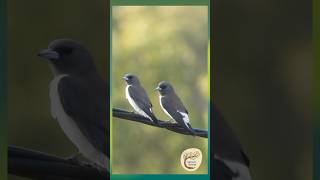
{"left": 111, "top": 6, "right": 208, "bottom": 174}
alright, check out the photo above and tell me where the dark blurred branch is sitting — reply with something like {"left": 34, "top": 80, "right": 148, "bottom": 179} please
{"left": 112, "top": 108, "right": 208, "bottom": 138}
{"left": 8, "top": 109, "right": 206, "bottom": 179}
{"left": 8, "top": 145, "right": 109, "bottom": 180}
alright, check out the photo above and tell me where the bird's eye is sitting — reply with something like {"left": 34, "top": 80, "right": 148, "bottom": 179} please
{"left": 57, "top": 47, "right": 73, "bottom": 55}
{"left": 160, "top": 85, "right": 167, "bottom": 89}
{"left": 127, "top": 76, "right": 132, "bottom": 79}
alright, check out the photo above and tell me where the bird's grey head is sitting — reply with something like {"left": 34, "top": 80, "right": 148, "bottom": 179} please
{"left": 38, "top": 39, "right": 96, "bottom": 75}
{"left": 155, "top": 81, "right": 174, "bottom": 96}
{"left": 122, "top": 74, "right": 140, "bottom": 85}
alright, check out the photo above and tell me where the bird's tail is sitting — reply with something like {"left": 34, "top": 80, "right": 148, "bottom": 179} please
{"left": 147, "top": 111, "right": 159, "bottom": 124}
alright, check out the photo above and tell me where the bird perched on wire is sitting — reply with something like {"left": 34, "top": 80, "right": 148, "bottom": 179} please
{"left": 155, "top": 81, "right": 195, "bottom": 135}
{"left": 213, "top": 104, "right": 252, "bottom": 180}
{"left": 38, "top": 39, "right": 109, "bottom": 171}
{"left": 122, "top": 74, "right": 158, "bottom": 124}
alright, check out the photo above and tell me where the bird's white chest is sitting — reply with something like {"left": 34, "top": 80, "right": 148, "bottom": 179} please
{"left": 49, "top": 75, "right": 91, "bottom": 150}
{"left": 159, "top": 96, "right": 173, "bottom": 119}
{"left": 49, "top": 75, "right": 109, "bottom": 169}
{"left": 50, "top": 75, "right": 68, "bottom": 122}
{"left": 125, "top": 85, "right": 140, "bottom": 112}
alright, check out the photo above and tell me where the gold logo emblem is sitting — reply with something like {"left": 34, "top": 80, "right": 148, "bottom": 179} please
{"left": 180, "top": 148, "right": 202, "bottom": 171}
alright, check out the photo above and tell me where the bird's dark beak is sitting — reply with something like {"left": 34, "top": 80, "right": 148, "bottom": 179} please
{"left": 154, "top": 87, "right": 161, "bottom": 91}
{"left": 122, "top": 77, "right": 128, "bottom": 81}
{"left": 37, "top": 48, "right": 60, "bottom": 60}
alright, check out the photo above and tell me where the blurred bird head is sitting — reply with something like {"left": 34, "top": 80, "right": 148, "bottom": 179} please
{"left": 155, "top": 81, "right": 174, "bottom": 96}
{"left": 122, "top": 74, "right": 140, "bottom": 85}
{"left": 38, "top": 39, "right": 96, "bottom": 75}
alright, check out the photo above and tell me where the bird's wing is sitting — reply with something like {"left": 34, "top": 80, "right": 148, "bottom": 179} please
{"left": 213, "top": 158, "right": 239, "bottom": 180}
{"left": 241, "top": 149, "right": 250, "bottom": 166}
{"left": 58, "top": 75, "right": 109, "bottom": 156}
{"left": 128, "top": 85, "right": 153, "bottom": 109}
{"left": 161, "top": 96, "right": 187, "bottom": 124}
{"left": 165, "top": 93, "right": 193, "bottom": 129}
{"left": 172, "top": 93, "right": 188, "bottom": 114}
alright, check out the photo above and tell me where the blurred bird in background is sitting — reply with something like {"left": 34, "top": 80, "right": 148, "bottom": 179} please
{"left": 38, "top": 39, "right": 109, "bottom": 171}
{"left": 213, "top": 104, "right": 252, "bottom": 180}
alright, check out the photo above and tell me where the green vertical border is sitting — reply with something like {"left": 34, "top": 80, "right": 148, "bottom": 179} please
{"left": 314, "top": 0, "right": 320, "bottom": 178}
{"left": 110, "top": 1, "right": 114, "bottom": 174}
{"left": 207, "top": 40, "right": 210, "bottom": 176}
{"left": 110, "top": 0, "right": 210, "bottom": 180}
{"left": 0, "top": 0, "right": 7, "bottom": 179}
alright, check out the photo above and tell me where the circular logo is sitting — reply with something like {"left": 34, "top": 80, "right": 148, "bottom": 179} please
{"left": 180, "top": 148, "right": 202, "bottom": 171}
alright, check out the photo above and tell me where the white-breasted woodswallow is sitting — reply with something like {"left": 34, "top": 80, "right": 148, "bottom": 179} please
{"left": 38, "top": 39, "right": 109, "bottom": 171}
{"left": 155, "top": 81, "right": 195, "bottom": 134}
{"left": 122, "top": 74, "right": 158, "bottom": 124}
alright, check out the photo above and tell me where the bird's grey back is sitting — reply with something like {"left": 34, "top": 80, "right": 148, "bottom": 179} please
{"left": 56, "top": 73, "right": 109, "bottom": 156}
{"left": 166, "top": 91, "right": 188, "bottom": 113}
{"left": 128, "top": 84, "right": 153, "bottom": 108}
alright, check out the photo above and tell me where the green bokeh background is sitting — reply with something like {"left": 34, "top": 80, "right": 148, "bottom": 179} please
{"left": 111, "top": 6, "right": 209, "bottom": 174}
{"left": 213, "top": 0, "right": 312, "bottom": 180}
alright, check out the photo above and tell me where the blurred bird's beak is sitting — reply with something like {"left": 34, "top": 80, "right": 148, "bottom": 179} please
{"left": 154, "top": 87, "right": 161, "bottom": 91}
{"left": 37, "top": 49, "right": 59, "bottom": 60}
{"left": 122, "top": 77, "right": 128, "bottom": 81}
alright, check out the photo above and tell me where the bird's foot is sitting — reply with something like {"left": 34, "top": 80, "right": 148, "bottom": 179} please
{"left": 82, "top": 162, "right": 109, "bottom": 174}
{"left": 68, "top": 157, "right": 98, "bottom": 169}
{"left": 160, "top": 119, "right": 173, "bottom": 124}
{"left": 82, "top": 161, "right": 98, "bottom": 169}
{"left": 159, "top": 121, "right": 180, "bottom": 128}
{"left": 95, "top": 165, "right": 109, "bottom": 174}
{"left": 68, "top": 155, "right": 107, "bottom": 171}
{"left": 153, "top": 120, "right": 159, "bottom": 125}
{"left": 67, "top": 152, "right": 81, "bottom": 162}
{"left": 66, "top": 152, "right": 88, "bottom": 166}
{"left": 157, "top": 121, "right": 165, "bottom": 127}
{"left": 188, "top": 129, "right": 197, "bottom": 137}
{"left": 159, "top": 121, "right": 171, "bottom": 125}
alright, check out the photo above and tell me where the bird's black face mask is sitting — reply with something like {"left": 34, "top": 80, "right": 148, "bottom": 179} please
{"left": 38, "top": 39, "right": 96, "bottom": 75}
{"left": 155, "top": 81, "right": 173, "bottom": 95}
{"left": 122, "top": 74, "right": 140, "bottom": 85}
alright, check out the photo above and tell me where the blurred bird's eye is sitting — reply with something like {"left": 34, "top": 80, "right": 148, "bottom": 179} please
{"left": 57, "top": 47, "right": 73, "bottom": 55}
